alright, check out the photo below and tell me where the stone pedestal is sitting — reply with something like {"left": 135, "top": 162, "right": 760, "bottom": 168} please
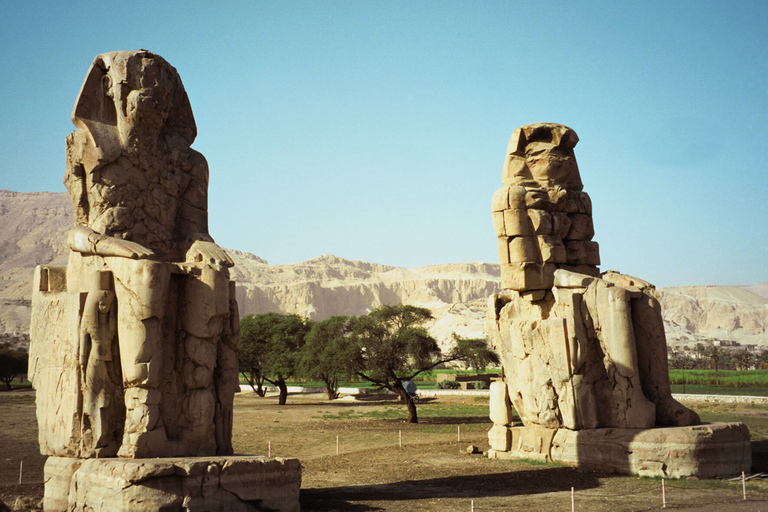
{"left": 44, "top": 455, "right": 301, "bottom": 512}
{"left": 488, "top": 422, "right": 751, "bottom": 478}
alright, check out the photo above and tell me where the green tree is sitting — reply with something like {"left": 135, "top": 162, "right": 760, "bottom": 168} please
{"left": 706, "top": 344, "right": 726, "bottom": 371}
{"left": 0, "top": 343, "right": 28, "bottom": 390}
{"left": 449, "top": 334, "right": 499, "bottom": 370}
{"left": 239, "top": 313, "right": 276, "bottom": 397}
{"left": 239, "top": 313, "right": 311, "bottom": 404}
{"left": 300, "top": 316, "right": 359, "bottom": 400}
{"left": 734, "top": 348, "right": 755, "bottom": 370}
{"left": 352, "top": 304, "right": 498, "bottom": 424}
{"left": 758, "top": 350, "right": 768, "bottom": 370}
{"left": 263, "top": 313, "right": 312, "bottom": 405}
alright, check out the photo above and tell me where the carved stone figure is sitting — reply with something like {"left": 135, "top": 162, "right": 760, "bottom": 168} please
{"left": 29, "top": 50, "right": 239, "bottom": 459}
{"left": 486, "top": 124, "right": 750, "bottom": 477}
{"left": 487, "top": 123, "right": 698, "bottom": 430}
{"left": 29, "top": 51, "right": 301, "bottom": 511}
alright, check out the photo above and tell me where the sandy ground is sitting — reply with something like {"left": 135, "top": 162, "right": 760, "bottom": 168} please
{"left": 2, "top": 389, "right": 768, "bottom": 511}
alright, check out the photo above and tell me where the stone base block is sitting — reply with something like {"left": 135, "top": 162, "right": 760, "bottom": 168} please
{"left": 44, "top": 455, "right": 301, "bottom": 512}
{"left": 487, "top": 422, "right": 751, "bottom": 478}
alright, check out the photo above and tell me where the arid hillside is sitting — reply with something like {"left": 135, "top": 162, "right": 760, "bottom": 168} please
{"left": 1, "top": 190, "right": 766, "bottom": 351}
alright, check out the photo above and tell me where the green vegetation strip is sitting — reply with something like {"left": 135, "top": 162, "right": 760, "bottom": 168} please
{"left": 670, "top": 369, "right": 768, "bottom": 387}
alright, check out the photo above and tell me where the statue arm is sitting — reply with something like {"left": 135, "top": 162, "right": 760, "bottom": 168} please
{"left": 178, "top": 151, "right": 234, "bottom": 267}
{"left": 68, "top": 225, "right": 155, "bottom": 259}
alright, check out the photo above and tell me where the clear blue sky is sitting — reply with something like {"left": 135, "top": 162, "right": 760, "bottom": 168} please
{"left": 1, "top": 1, "right": 766, "bottom": 287}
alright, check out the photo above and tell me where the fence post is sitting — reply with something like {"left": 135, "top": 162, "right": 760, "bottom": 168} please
{"left": 742, "top": 471, "right": 746, "bottom": 500}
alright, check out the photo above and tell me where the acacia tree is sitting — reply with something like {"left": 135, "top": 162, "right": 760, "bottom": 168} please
{"left": 352, "top": 304, "right": 498, "bottom": 423}
{"left": 238, "top": 313, "right": 276, "bottom": 396}
{"left": 261, "top": 313, "right": 312, "bottom": 405}
{"left": 300, "top": 316, "right": 358, "bottom": 400}
{"left": 0, "top": 344, "right": 28, "bottom": 390}
{"left": 239, "top": 313, "right": 311, "bottom": 404}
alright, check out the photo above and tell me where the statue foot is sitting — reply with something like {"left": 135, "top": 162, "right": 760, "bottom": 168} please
{"left": 656, "top": 396, "right": 701, "bottom": 427}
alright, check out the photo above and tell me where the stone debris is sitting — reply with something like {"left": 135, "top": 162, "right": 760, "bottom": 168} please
{"left": 486, "top": 123, "right": 750, "bottom": 477}
{"left": 28, "top": 50, "right": 299, "bottom": 511}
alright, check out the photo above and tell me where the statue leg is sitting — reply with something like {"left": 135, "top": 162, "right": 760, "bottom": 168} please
{"left": 106, "top": 257, "right": 171, "bottom": 458}
{"left": 179, "top": 264, "right": 232, "bottom": 455}
{"left": 591, "top": 282, "right": 656, "bottom": 429}
{"left": 632, "top": 293, "right": 700, "bottom": 426}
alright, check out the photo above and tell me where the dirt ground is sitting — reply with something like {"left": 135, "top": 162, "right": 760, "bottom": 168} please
{"left": 2, "top": 389, "right": 768, "bottom": 511}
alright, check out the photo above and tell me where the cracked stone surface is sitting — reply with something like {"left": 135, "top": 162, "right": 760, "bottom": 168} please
{"left": 27, "top": 50, "right": 298, "bottom": 511}
{"left": 484, "top": 124, "right": 749, "bottom": 477}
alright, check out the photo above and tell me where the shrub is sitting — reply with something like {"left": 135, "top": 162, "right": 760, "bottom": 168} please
{"left": 467, "top": 381, "right": 487, "bottom": 390}
{"left": 437, "top": 380, "right": 461, "bottom": 389}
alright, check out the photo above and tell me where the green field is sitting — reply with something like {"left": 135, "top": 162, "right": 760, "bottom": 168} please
{"left": 670, "top": 369, "right": 768, "bottom": 386}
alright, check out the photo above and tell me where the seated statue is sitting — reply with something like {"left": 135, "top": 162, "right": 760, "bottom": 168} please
{"left": 486, "top": 123, "right": 699, "bottom": 430}
{"left": 29, "top": 51, "right": 240, "bottom": 459}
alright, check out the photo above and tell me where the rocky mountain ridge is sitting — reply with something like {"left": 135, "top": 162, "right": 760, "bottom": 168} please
{"left": 1, "top": 190, "right": 766, "bottom": 352}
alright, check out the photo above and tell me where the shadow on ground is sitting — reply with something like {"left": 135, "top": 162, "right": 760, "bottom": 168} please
{"left": 300, "top": 466, "right": 600, "bottom": 510}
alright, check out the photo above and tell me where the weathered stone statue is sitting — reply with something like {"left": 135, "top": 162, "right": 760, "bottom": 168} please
{"left": 29, "top": 51, "right": 299, "bottom": 511}
{"left": 486, "top": 123, "right": 750, "bottom": 477}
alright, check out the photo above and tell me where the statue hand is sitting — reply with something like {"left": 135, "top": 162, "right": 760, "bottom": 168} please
{"left": 94, "top": 237, "right": 155, "bottom": 259}
{"left": 68, "top": 226, "right": 154, "bottom": 259}
{"left": 186, "top": 240, "right": 234, "bottom": 267}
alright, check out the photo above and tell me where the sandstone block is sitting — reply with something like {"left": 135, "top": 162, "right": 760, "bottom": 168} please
{"left": 503, "top": 209, "right": 534, "bottom": 236}
{"left": 557, "top": 190, "right": 592, "bottom": 214}
{"left": 550, "top": 423, "right": 751, "bottom": 478}
{"left": 44, "top": 456, "right": 301, "bottom": 512}
{"left": 553, "top": 268, "right": 596, "bottom": 288}
{"left": 520, "top": 290, "right": 547, "bottom": 301}
{"left": 565, "top": 213, "right": 594, "bottom": 240}
{"left": 565, "top": 240, "right": 600, "bottom": 265}
{"left": 500, "top": 262, "right": 554, "bottom": 291}
{"left": 497, "top": 237, "right": 510, "bottom": 264}
{"left": 558, "top": 264, "right": 600, "bottom": 277}
{"left": 488, "top": 424, "right": 511, "bottom": 451}
{"left": 527, "top": 209, "right": 551, "bottom": 235}
{"left": 492, "top": 211, "right": 506, "bottom": 236}
{"left": 537, "top": 235, "right": 566, "bottom": 263}
{"left": 551, "top": 211, "right": 571, "bottom": 238}
{"left": 508, "top": 236, "right": 541, "bottom": 263}
{"left": 489, "top": 380, "right": 513, "bottom": 425}
{"left": 507, "top": 186, "right": 527, "bottom": 209}
{"left": 489, "top": 423, "right": 751, "bottom": 478}
{"left": 491, "top": 187, "right": 510, "bottom": 211}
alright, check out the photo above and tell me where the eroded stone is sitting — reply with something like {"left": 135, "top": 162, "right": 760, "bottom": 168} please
{"left": 487, "top": 124, "right": 723, "bottom": 477}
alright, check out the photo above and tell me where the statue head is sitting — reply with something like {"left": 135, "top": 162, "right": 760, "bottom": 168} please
{"left": 493, "top": 123, "right": 599, "bottom": 292}
{"left": 72, "top": 50, "right": 196, "bottom": 150}
{"left": 505, "top": 123, "right": 582, "bottom": 192}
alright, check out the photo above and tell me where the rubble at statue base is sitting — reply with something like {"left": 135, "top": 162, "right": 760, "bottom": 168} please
{"left": 485, "top": 123, "right": 750, "bottom": 478}
{"left": 28, "top": 51, "right": 300, "bottom": 511}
